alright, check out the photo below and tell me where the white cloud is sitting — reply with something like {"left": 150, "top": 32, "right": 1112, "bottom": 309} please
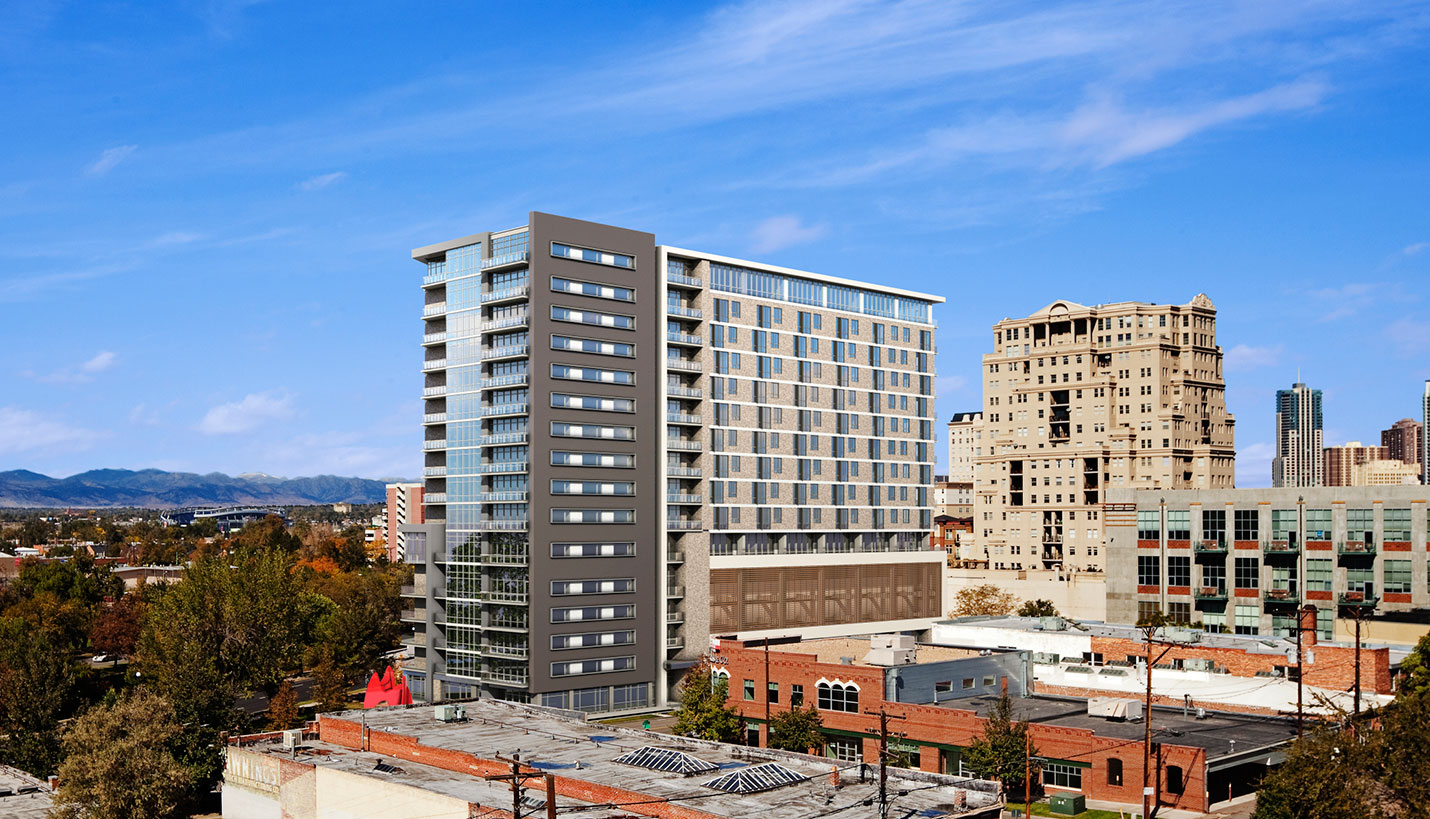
{"left": 85, "top": 144, "right": 137, "bottom": 176}
{"left": 198, "top": 390, "right": 296, "bottom": 435}
{"left": 148, "top": 231, "right": 204, "bottom": 247}
{"left": 1403, "top": 241, "right": 1429, "bottom": 257}
{"left": 1306, "top": 281, "right": 1382, "bottom": 322}
{"left": 81, "top": 351, "right": 118, "bottom": 374}
{"left": 128, "top": 402, "right": 161, "bottom": 426}
{"left": 26, "top": 350, "right": 120, "bottom": 385}
{"left": 257, "top": 431, "right": 415, "bottom": 479}
{"left": 1235, "top": 442, "right": 1276, "bottom": 488}
{"left": 297, "top": 171, "right": 347, "bottom": 191}
{"left": 1224, "top": 343, "right": 1283, "bottom": 373}
{"left": 750, "top": 215, "right": 828, "bottom": 253}
{"left": 0, "top": 407, "right": 103, "bottom": 455}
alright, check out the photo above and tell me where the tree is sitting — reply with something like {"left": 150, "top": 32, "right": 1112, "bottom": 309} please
{"left": 90, "top": 596, "right": 144, "bottom": 660}
{"left": 311, "top": 644, "right": 353, "bottom": 714}
{"left": 1398, "top": 631, "right": 1430, "bottom": 699}
{"left": 951, "top": 584, "right": 1017, "bottom": 618}
{"left": 1016, "top": 599, "right": 1059, "bottom": 618}
{"left": 266, "top": 680, "right": 300, "bottom": 730}
{"left": 1252, "top": 721, "right": 1380, "bottom": 818}
{"left": 0, "top": 617, "right": 78, "bottom": 776}
{"left": 50, "top": 690, "right": 195, "bottom": 819}
{"left": 768, "top": 705, "right": 823, "bottom": 753}
{"left": 306, "top": 567, "right": 405, "bottom": 678}
{"left": 962, "top": 692, "right": 1037, "bottom": 797}
{"left": 672, "top": 661, "right": 744, "bottom": 743}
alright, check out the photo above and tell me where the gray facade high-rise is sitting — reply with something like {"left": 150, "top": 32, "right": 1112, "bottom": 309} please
{"left": 1273, "top": 381, "right": 1323, "bottom": 488}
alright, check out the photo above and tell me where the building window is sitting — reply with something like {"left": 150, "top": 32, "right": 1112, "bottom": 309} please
{"left": 551, "top": 421, "right": 635, "bottom": 440}
{"left": 1233, "top": 509, "right": 1259, "bottom": 541}
{"left": 550, "top": 631, "right": 636, "bottom": 650}
{"left": 1272, "top": 509, "right": 1297, "bottom": 542}
{"left": 1042, "top": 762, "right": 1084, "bottom": 790}
{"left": 767, "top": 682, "right": 779, "bottom": 704}
{"left": 1385, "top": 508, "right": 1412, "bottom": 542}
{"left": 1137, "top": 601, "right": 1160, "bottom": 624}
{"left": 550, "top": 578, "right": 635, "bottom": 595}
{"left": 1347, "top": 508, "right": 1374, "bottom": 542}
{"left": 1137, "top": 555, "right": 1160, "bottom": 586}
{"left": 1107, "top": 757, "right": 1123, "bottom": 787}
{"left": 816, "top": 681, "right": 860, "bottom": 713}
{"left": 1385, "top": 560, "right": 1412, "bottom": 594}
{"left": 551, "top": 451, "right": 635, "bottom": 468}
{"left": 551, "top": 542, "right": 635, "bottom": 558}
{"left": 550, "top": 508, "right": 635, "bottom": 525}
{"left": 743, "top": 679, "right": 755, "bottom": 701}
{"left": 551, "top": 605, "right": 635, "bottom": 623}
{"left": 550, "top": 335, "right": 635, "bottom": 358}
{"left": 1168, "top": 556, "right": 1191, "bottom": 588}
{"left": 1202, "top": 510, "right": 1226, "bottom": 544}
{"left": 613, "top": 683, "right": 650, "bottom": 711}
{"left": 551, "top": 364, "right": 635, "bottom": 385}
{"left": 551, "top": 276, "right": 634, "bottom": 302}
{"left": 825, "top": 738, "right": 862, "bottom": 762}
{"left": 550, "top": 392, "right": 635, "bottom": 412}
{"left": 551, "top": 656, "right": 636, "bottom": 677}
{"left": 1307, "top": 558, "right": 1332, "bottom": 591}
{"left": 1166, "top": 510, "right": 1190, "bottom": 540}
{"left": 1137, "top": 510, "right": 1160, "bottom": 540}
{"left": 791, "top": 684, "right": 804, "bottom": 707}
{"left": 1234, "top": 557, "right": 1259, "bottom": 589}
{"left": 551, "top": 305, "right": 635, "bottom": 330}
{"left": 1234, "top": 605, "right": 1259, "bottom": 635}
{"left": 1306, "top": 509, "right": 1332, "bottom": 540}
{"left": 1316, "top": 607, "right": 1334, "bottom": 641}
{"left": 551, "top": 241, "right": 635, "bottom": 269}
{"left": 1167, "top": 602, "right": 1191, "bottom": 625}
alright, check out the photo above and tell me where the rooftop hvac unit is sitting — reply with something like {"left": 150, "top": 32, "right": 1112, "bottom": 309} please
{"left": 1195, "top": 708, "right": 1207, "bottom": 720}
{"left": 1038, "top": 616, "right": 1067, "bottom": 631}
{"left": 281, "top": 729, "right": 303, "bottom": 750}
{"left": 1087, "top": 698, "right": 1143, "bottom": 721}
{"left": 1157, "top": 627, "right": 1202, "bottom": 644}
{"left": 434, "top": 704, "right": 466, "bottom": 723}
{"left": 1183, "top": 658, "right": 1214, "bottom": 672}
{"left": 1031, "top": 652, "right": 1060, "bottom": 665}
{"left": 869, "top": 634, "right": 916, "bottom": 651}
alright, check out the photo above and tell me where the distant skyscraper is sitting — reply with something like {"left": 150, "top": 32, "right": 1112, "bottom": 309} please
{"left": 1381, "top": 417, "right": 1423, "bottom": 483}
{"left": 1273, "top": 382, "right": 1323, "bottom": 487}
{"left": 1424, "top": 382, "right": 1430, "bottom": 485}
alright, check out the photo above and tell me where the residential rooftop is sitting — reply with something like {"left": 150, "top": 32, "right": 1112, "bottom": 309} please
{"left": 0, "top": 765, "right": 55, "bottom": 818}
{"left": 292, "top": 699, "right": 1002, "bottom": 818}
{"left": 765, "top": 637, "right": 983, "bottom": 667}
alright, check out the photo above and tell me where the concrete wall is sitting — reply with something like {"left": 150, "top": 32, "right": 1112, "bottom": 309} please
{"left": 944, "top": 568, "right": 1109, "bottom": 622}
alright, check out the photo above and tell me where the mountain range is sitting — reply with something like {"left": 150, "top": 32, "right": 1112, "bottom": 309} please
{"left": 0, "top": 469, "right": 399, "bottom": 509}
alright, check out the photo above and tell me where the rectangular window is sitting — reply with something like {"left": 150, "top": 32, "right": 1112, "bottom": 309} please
{"left": 1167, "top": 556, "right": 1191, "bottom": 587}
{"left": 550, "top": 631, "right": 636, "bottom": 650}
{"left": 825, "top": 738, "right": 861, "bottom": 762}
{"left": 551, "top": 393, "right": 635, "bottom": 413}
{"left": 550, "top": 480, "right": 635, "bottom": 495}
{"left": 1307, "top": 558, "right": 1332, "bottom": 591}
{"left": 551, "top": 605, "right": 635, "bottom": 622}
{"left": 551, "top": 422, "right": 635, "bottom": 440}
{"left": 1137, "top": 510, "right": 1160, "bottom": 540}
{"left": 1137, "top": 555, "right": 1160, "bottom": 586}
{"left": 1234, "top": 605, "right": 1259, "bottom": 635}
{"left": 551, "top": 276, "right": 634, "bottom": 302}
{"left": 1166, "top": 510, "right": 1190, "bottom": 540}
{"left": 551, "top": 335, "right": 634, "bottom": 357}
{"left": 1234, "top": 557, "right": 1259, "bottom": 589}
{"left": 550, "top": 508, "right": 635, "bottom": 524}
{"left": 1385, "top": 508, "right": 1412, "bottom": 542}
{"left": 1042, "top": 762, "right": 1084, "bottom": 790}
{"left": 1202, "top": 510, "right": 1226, "bottom": 544}
{"left": 1385, "top": 559, "right": 1412, "bottom": 594}
{"left": 1347, "top": 508, "right": 1374, "bottom": 542}
{"left": 1233, "top": 509, "right": 1258, "bottom": 541}
{"left": 551, "top": 364, "right": 635, "bottom": 385}
{"left": 551, "top": 656, "right": 636, "bottom": 677}
{"left": 551, "top": 451, "right": 635, "bottom": 468}
{"left": 550, "top": 579, "right": 635, "bottom": 596}
{"left": 551, "top": 305, "right": 635, "bottom": 329}
{"left": 767, "top": 682, "right": 779, "bottom": 704}
{"left": 1272, "top": 509, "right": 1297, "bottom": 542}
{"left": 1306, "top": 509, "right": 1332, "bottom": 540}
{"left": 551, "top": 542, "right": 635, "bottom": 558}
{"left": 1316, "top": 607, "right": 1334, "bottom": 641}
{"left": 551, "top": 241, "right": 635, "bottom": 269}
{"left": 790, "top": 684, "right": 804, "bottom": 706}
{"left": 744, "top": 679, "right": 755, "bottom": 701}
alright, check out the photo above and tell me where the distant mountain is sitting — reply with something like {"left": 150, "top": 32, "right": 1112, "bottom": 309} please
{"left": 0, "top": 468, "right": 400, "bottom": 509}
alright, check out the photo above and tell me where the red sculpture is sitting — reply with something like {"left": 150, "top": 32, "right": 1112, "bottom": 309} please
{"left": 363, "top": 665, "right": 413, "bottom": 708}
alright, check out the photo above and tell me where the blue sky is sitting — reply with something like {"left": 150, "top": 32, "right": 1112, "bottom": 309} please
{"left": 2, "top": 1, "right": 1428, "bottom": 486}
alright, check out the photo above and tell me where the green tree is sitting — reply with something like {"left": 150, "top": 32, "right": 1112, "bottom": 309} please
{"left": 1398, "top": 631, "right": 1430, "bottom": 699}
{"left": 50, "top": 690, "right": 196, "bottom": 819}
{"left": 962, "top": 691, "right": 1037, "bottom": 797}
{"left": 266, "top": 680, "right": 301, "bottom": 730}
{"left": 950, "top": 584, "right": 1017, "bottom": 618}
{"left": 767, "top": 705, "right": 823, "bottom": 753}
{"left": 1016, "top": 599, "right": 1059, "bottom": 618}
{"left": 0, "top": 617, "right": 78, "bottom": 776}
{"left": 1252, "top": 722, "right": 1380, "bottom": 819}
{"left": 311, "top": 644, "right": 353, "bottom": 713}
{"left": 306, "top": 567, "right": 406, "bottom": 677}
{"left": 672, "top": 661, "right": 744, "bottom": 743}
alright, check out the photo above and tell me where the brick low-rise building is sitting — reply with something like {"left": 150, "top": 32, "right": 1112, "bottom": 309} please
{"left": 714, "top": 635, "right": 1298, "bottom": 814}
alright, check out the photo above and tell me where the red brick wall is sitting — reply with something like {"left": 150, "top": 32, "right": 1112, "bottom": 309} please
{"left": 1087, "top": 635, "right": 1391, "bottom": 694}
{"left": 717, "top": 643, "right": 1211, "bottom": 812}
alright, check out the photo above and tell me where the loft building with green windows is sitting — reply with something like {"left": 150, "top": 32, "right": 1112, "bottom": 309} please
{"left": 400, "top": 212, "right": 944, "bottom": 713}
{"left": 1106, "top": 485, "right": 1430, "bottom": 644}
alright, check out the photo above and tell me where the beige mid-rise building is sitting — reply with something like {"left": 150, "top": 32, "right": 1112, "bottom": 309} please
{"left": 971, "top": 295, "right": 1235, "bottom": 581}
{"left": 1323, "top": 442, "right": 1388, "bottom": 487}
{"left": 1352, "top": 459, "right": 1421, "bottom": 486}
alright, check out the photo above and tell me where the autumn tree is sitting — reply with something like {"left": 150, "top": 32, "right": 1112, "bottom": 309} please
{"left": 672, "top": 661, "right": 744, "bottom": 743}
{"left": 950, "top": 584, "right": 1017, "bottom": 618}
{"left": 90, "top": 595, "right": 144, "bottom": 660}
{"left": 311, "top": 644, "right": 353, "bottom": 713}
{"left": 266, "top": 680, "right": 301, "bottom": 730}
{"left": 51, "top": 690, "right": 196, "bottom": 819}
{"left": 768, "top": 705, "right": 823, "bottom": 753}
{"left": 1016, "top": 599, "right": 1059, "bottom": 618}
{"left": 0, "top": 617, "right": 78, "bottom": 776}
{"left": 306, "top": 567, "right": 406, "bottom": 677}
{"left": 962, "top": 692, "right": 1038, "bottom": 797}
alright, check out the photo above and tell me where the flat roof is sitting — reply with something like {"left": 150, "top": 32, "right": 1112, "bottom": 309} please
{"left": 766, "top": 637, "right": 983, "bottom": 667}
{"left": 302, "top": 700, "right": 1000, "bottom": 818}
{"left": 0, "top": 765, "right": 54, "bottom": 818}
{"left": 951, "top": 694, "right": 1297, "bottom": 761}
{"left": 662, "top": 245, "right": 945, "bottom": 304}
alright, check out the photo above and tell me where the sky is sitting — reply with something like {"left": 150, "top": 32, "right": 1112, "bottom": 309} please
{"left": 1, "top": 0, "right": 1428, "bottom": 486}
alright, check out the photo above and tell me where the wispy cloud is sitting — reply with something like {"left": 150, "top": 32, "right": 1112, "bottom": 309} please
{"left": 297, "top": 171, "right": 346, "bottom": 191}
{"left": 750, "top": 214, "right": 827, "bottom": 253}
{"left": 24, "top": 350, "right": 120, "bottom": 385}
{"left": 1306, "top": 281, "right": 1382, "bottom": 321}
{"left": 1403, "top": 241, "right": 1429, "bottom": 256}
{"left": 1224, "top": 343, "right": 1284, "bottom": 373}
{"left": 0, "top": 407, "right": 103, "bottom": 455}
{"left": 85, "top": 144, "right": 137, "bottom": 176}
{"left": 197, "top": 390, "right": 296, "bottom": 435}
{"left": 148, "top": 231, "right": 204, "bottom": 247}
{"left": 1235, "top": 441, "right": 1276, "bottom": 488}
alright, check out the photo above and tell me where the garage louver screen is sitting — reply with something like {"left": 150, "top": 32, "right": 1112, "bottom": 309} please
{"left": 702, "top": 762, "right": 806, "bottom": 793}
{"left": 612, "top": 746, "right": 719, "bottom": 776}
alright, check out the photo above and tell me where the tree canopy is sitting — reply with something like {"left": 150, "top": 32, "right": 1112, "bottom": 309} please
{"left": 768, "top": 705, "right": 823, "bottom": 753}
{"left": 951, "top": 584, "right": 1017, "bottom": 618}
{"left": 672, "top": 661, "right": 744, "bottom": 743}
{"left": 962, "top": 691, "right": 1038, "bottom": 797}
{"left": 50, "top": 690, "right": 196, "bottom": 819}
{"left": 1016, "top": 599, "right": 1059, "bottom": 618}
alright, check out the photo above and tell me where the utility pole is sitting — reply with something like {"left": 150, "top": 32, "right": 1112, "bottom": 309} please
{"left": 1353, "top": 609, "right": 1363, "bottom": 717}
{"left": 484, "top": 753, "right": 555, "bottom": 819}
{"left": 1023, "top": 726, "right": 1031, "bottom": 815}
{"left": 763, "top": 638, "right": 771, "bottom": 747}
{"left": 1139, "top": 625, "right": 1177, "bottom": 819}
{"left": 863, "top": 707, "right": 905, "bottom": 819}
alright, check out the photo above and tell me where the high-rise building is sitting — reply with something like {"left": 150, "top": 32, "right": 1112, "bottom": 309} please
{"left": 947, "top": 411, "right": 983, "bottom": 483}
{"left": 400, "top": 212, "right": 943, "bottom": 712}
{"left": 1273, "top": 382, "right": 1323, "bottom": 487}
{"left": 1381, "top": 418, "right": 1423, "bottom": 481}
{"left": 384, "top": 482, "right": 424, "bottom": 563}
{"left": 970, "top": 296, "right": 1235, "bottom": 583}
{"left": 1323, "top": 442, "right": 1388, "bottom": 487}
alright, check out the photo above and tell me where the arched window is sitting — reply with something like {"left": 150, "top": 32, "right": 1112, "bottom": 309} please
{"left": 816, "top": 680, "right": 860, "bottom": 713}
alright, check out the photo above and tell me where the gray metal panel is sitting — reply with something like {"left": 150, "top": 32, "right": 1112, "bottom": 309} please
{"left": 886, "top": 651, "right": 1031, "bottom": 703}
{"left": 411, "top": 232, "right": 490, "bottom": 261}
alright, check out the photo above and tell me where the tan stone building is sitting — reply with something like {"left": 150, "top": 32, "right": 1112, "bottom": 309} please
{"left": 971, "top": 296, "right": 1235, "bottom": 580}
{"left": 1352, "top": 459, "right": 1421, "bottom": 486}
{"left": 1323, "top": 441, "right": 1388, "bottom": 487}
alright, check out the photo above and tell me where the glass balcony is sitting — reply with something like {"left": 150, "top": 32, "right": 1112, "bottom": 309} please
{"left": 666, "top": 493, "right": 702, "bottom": 504}
{"left": 480, "top": 374, "right": 529, "bottom": 390}
{"left": 422, "top": 358, "right": 447, "bottom": 372}
{"left": 481, "top": 311, "right": 530, "bottom": 332}
{"left": 473, "top": 520, "right": 528, "bottom": 532}
{"left": 479, "top": 345, "right": 529, "bottom": 361}
{"left": 666, "top": 585, "right": 686, "bottom": 597}
{"left": 666, "top": 358, "right": 702, "bottom": 372}
{"left": 666, "top": 385, "right": 703, "bottom": 398}
{"left": 480, "top": 251, "right": 530, "bottom": 271}
{"left": 667, "top": 465, "right": 702, "bottom": 478}
{"left": 423, "top": 385, "right": 447, "bottom": 397}
{"left": 666, "top": 271, "right": 702, "bottom": 288}
{"left": 479, "top": 432, "right": 528, "bottom": 446}
{"left": 423, "top": 302, "right": 447, "bottom": 317}
{"left": 666, "top": 412, "right": 702, "bottom": 425}
{"left": 423, "top": 331, "right": 447, "bottom": 345}
{"left": 474, "top": 491, "right": 528, "bottom": 502}
{"left": 474, "top": 462, "right": 528, "bottom": 474}
{"left": 666, "top": 519, "right": 702, "bottom": 531}
{"left": 477, "top": 403, "right": 528, "bottom": 417}
{"left": 424, "top": 492, "right": 446, "bottom": 504}
{"left": 480, "top": 284, "right": 530, "bottom": 304}
{"left": 666, "top": 304, "right": 703, "bottom": 319}
{"left": 423, "top": 412, "right": 447, "bottom": 424}
{"left": 667, "top": 331, "right": 702, "bottom": 346}
{"left": 666, "top": 439, "right": 702, "bottom": 452}
{"left": 423, "top": 466, "right": 447, "bottom": 477}
{"left": 422, "top": 439, "right": 446, "bottom": 450}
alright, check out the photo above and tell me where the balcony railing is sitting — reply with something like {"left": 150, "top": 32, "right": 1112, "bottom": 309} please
{"left": 423, "top": 358, "right": 447, "bottom": 372}
{"left": 480, "top": 345, "right": 529, "bottom": 361}
{"left": 423, "top": 439, "right": 447, "bottom": 450}
{"left": 423, "top": 271, "right": 446, "bottom": 286}
{"left": 480, "top": 374, "right": 529, "bottom": 389}
{"left": 667, "top": 272, "right": 702, "bottom": 288}
{"left": 666, "top": 547, "right": 686, "bottom": 563}
{"left": 667, "top": 493, "right": 702, "bottom": 504}
{"left": 480, "top": 284, "right": 530, "bottom": 303}
{"left": 1264, "top": 588, "right": 1300, "bottom": 605}
{"left": 667, "top": 412, "right": 702, "bottom": 425}
{"left": 667, "top": 304, "right": 703, "bottom": 319}
{"left": 423, "top": 466, "right": 447, "bottom": 477}
{"left": 479, "top": 432, "right": 528, "bottom": 446}
{"left": 424, "top": 492, "right": 446, "bottom": 504}
{"left": 666, "top": 519, "right": 702, "bottom": 531}
{"left": 666, "top": 637, "right": 685, "bottom": 649}
{"left": 423, "top": 412, "right": 447, "bottom": 425}
{"left": 667, "top": 385, "right": 703, "bottom": 398}
{"left": 667, "top": 466, "right": 703, "bottom": 478}
{"left": 486, "top": 589, "right": 530, "bottom": 604}
{"left": 475, "top": 462, "right": 528, "bottom": 474}
{"left": 667, "top": 331, "right": 703, "bottom": 346}
{"left": 481, "top": 312, "right": 530, "bottom": 332}
{"left": 1195, "top": 539, "right": 1227, "bottom": 554}
{"left": 423, "top": 331, "right": 447, "bottom": 345}
{"left": 666, "top": 585, "right": 686, "bottom": 597}
{"left": 1338, "top": 541, "right": 1377, "bottom": 557}
{"left": 666, "top": 358, "right": 702, "bottom": 372}
{"left": 474, "top": 491, "right": 528, "bottom": 503}
{"left": 1338, "top": 590, "right": 1379, "bottom": 607}
{"left": 477, "top": 403, "right": 528, "bottom": 417}
{"left": 666, "top": 439, "right": 702, "bottom": 451}
{"left": 423, "top": 385, "right": 447, "bottom": 397}
{"left": 480, "top": 251, "right": 529, "bottom": 270}
{"left": 1193, "top": 585, "right": 1227, "bottom": 601}
{"left": 1263, "top": 541, "right": 1300, "bottom": 556}
{"left": 473, "top": 521, "right": 529, "bottom": 532}
{"left": 423, "top": 302, "right": 447, "bottom": 317}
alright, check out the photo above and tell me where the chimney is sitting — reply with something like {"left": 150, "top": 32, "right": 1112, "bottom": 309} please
{"left": 1299, "top": 605, "right": 1317, "bottom": 648}
{"left": 47, "top": 776, "right": 58, "bottom": 792}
